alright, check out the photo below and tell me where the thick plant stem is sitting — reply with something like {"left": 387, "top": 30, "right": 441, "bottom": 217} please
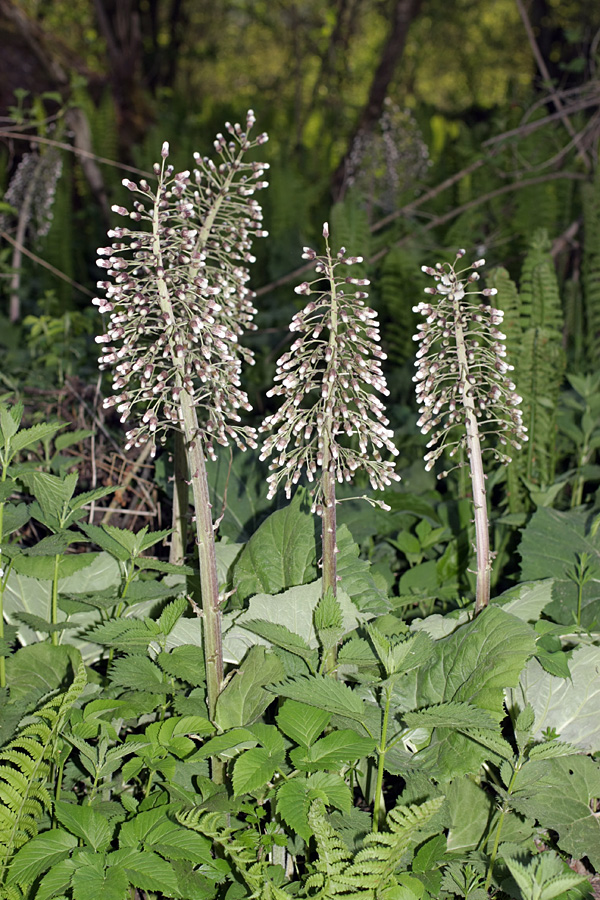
{"left": 179, "top": 392, "right": 223, "bottom": 721}
{"left": 372, "top": 683, "right": 392, "bottom": 831}
{"left": 452, "top": 296, "right": 491, "bottom": 614}
{"left": 170, "top": 431, "right": 189, "bottom": 565}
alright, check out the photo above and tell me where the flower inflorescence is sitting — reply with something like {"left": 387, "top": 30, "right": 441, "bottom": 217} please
{"left": 94, "top": 110, "right": 268, "bottom": 457}
{"left": 260, "top": 223, "right": 399, "bottom": 512}
{"left": 413, "top": 250, "right": 527, "bottom": 476}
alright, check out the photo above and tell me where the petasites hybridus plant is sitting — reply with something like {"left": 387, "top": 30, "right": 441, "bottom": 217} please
{"left": 413, "top": 250, "right": 527, "bottom": 613}
{"left": 93, "top": 111, "right": 268, "bottom": 728}
{"left": 260, "top": 224, "right": 399, "bottom": 669}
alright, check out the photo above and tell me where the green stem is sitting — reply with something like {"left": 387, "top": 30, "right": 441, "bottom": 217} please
{"left": 484, "top": 756, "right": 522, "bottom": 892}
{"left": 453, "top": 295, "right": 490, "bottom": 614}
{"left": 51, "top": 554, "right": 60, "bottom": 646}
{"left": 372, "top": 683, "right": 392, "bottom": 831}
{"left": 170, "top": 431, "right": 189, "bottom": 565}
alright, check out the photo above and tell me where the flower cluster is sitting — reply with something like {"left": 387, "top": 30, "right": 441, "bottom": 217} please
{"left": 260, "top": 224, "right": 399, "bottom": 512}
{"left": 1, "top": 149, "right": 62, "bottom": 238}
{"left": 94, "top": 111, "right": 268, "bottom": 457}
{"left": 413, "top": 250, "right": 527, "bottom": 475}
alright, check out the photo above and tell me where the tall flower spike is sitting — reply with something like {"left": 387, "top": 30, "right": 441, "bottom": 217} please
{"left": 93, "top": 112, "right": 268, "bottom": 742}
{"left": 260, "top": 223, "right": 400, "bottom": 513}
{"left": 413, "top": 250, "right": 527, "bottom": 613}
{"left": 94, "top": 109, "right": 269, "bottom": 459}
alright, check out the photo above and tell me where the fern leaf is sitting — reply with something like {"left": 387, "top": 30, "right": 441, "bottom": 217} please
{"left": 0, "top": 662, "right": 86, "bottom": 888}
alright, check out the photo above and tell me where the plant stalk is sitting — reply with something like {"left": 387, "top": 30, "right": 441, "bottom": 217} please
{"left": 452, "top": 294, "right": 491, "bottom": 613}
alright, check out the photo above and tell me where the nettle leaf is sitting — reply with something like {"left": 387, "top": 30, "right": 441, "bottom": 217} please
{"left": 289, "top": 729, "right": 376, "bottom": 771}
{"left": 214, "top": 646, "right": 285, "bottom": 730}
{"left": 134, "top": 557, "right": 194, "bottom": 575}
{"left": 158, "top": 596, "right": 188, "bottom": 634}
{"left": 231, "top": 488, "right": 317, "bottom": 602}
{"left": 71, "top": 854, "right": 128, "bottom": 900}
{"left": 276, "top": 699, "right": 331, "bottom": 747}
{"left": 268, "top": 674, "right": 369, "bottom": 729}
{"left": 393, "top": 607, "right": 535, "bottom": 780}
{"left": 11, "top": 551, "right": 97, "bottom": 580}
{"left": 109, "top": 655, "right": 170, "bottom": 694}
{"left": 23, "top": 470, "right": 78, "bottom": 522}
{"left": 14, "top": 612, "right": 73, "bottom": 634}
{"left": 127, "top": 579, "right": 183, "bottom": 603}
{"left": 337, "top": 524, "right": 389, "bottom": 615}
{"left": 7, "top": 828, "right": 78, "bottom": 885}
{"left": 10, "top": 421, "right": 64, "bottom": 455}
{"left": 512, "top": 755, "right": 600, "bottom": 868}
{"left": 88, "top": 619, "right": 159, "bottom": 652}
{"left": 24, "top": 531, "right": 88, "bottom": 556}
{"left": 79, "top": 522, "right": 132, "bottom": 561}
{"left": 0, "top": 403, "right": 24, "bottom": 442}
{"left": 277, "top": 772, "right": 353, "bottom": 843}
{"left": 403, "top": 702, "right": 497, "bottom": 731}
{"left": 54, "top": 800, "right": 114, "bottom": 851}
{"left": 516, "top": 646, "right": 600, "bottom": 752}
{"left": 519, "top": 507, "right": 600, "bottom": 627}
{"left": 54, "top": 429, "right": 94, "bottom": 452}
{"left": 240, "top": 619, "right": 318, "bottom": 672}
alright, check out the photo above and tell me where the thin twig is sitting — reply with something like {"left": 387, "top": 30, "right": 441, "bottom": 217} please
{"left": 0, "top": 130, "right": 153, "bottom": 177}
{"left": 0, "top": 229, "right": 94, "bottom": 297}
{"left": 514, "top": 0, "right": 592, "bottom": 170}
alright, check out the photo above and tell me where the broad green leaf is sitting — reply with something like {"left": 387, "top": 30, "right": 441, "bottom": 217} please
{"left": 88, "top": 619, "right": 159, "bottom": 652}
{"left": 11, "top": 550, "right": 97, "bottom": 579}
{"left": 276, "top": 699, "right": 331, "bottom": 747}
{"left": 445, "top": 776, "right": 494, "bottom": 851}
{"left": 519, "top": 507, "right": 600, "bottom": 626}
{"left": 14, "top": 612, "right": 73, "bottom": 633}
{"left": 134, "top": 557, "right": 194, "bottom": 575}
{"left": 68, "top": 486, "right": 116, "bottom": 513}
{"left": 0, "top": 404, "right": 23, "bottom": 442}
{"left": 493, "top": 579, "right": 554, "bottom": 622}
{"left": 106, "top": 848, "right": 179, "bottom": 900}
{"left": 512, "top": 755, "right": 600, "bottom": 867}
{"left": 196, "top": 727, "right": 257, "bottom": 760}
{"left": 393, "top": 607, "right": 535, "bottom": 780}
{"left": 248, "top": 723, "right": 286, "bottom": 755}
{"left": 24, "top": 531, "right": 87, "bottom": 556}
{"left": 55, "top": 800, "right": 114, "bottom": 851}
{"left": 336, "top": 524, "right": 389, "bottom": 615}
{"left": 276, "top": 778, "right": 314, "bottom": 841}
{"left": 306, "top": 772, "right": 352, "bottom": 812}
{"left": 137, "top": 527, "right": 174, "bottom": 553}
{"left": 231, "top": 489, "right": 317, "bottom": 602}
{"left": 515, "top": 647, "right": 600, "bottom": 751}
{"left": 8, "top": 828, "right": 78, "bottom": 884}
{"left": 71, "top": 854, "right": 128, "bottom": 900}
{"left": 290, "top": 729, "right": 376, "bottom": 771}
{"left": 35, "top": 857, "right": 77, "bottom": 900}
{"left": 403, "top": 702, "right": 497, "bottom": 731}
{"left": 232, "top": 746, "right": 283, "bottom": 795}
{"left": 214, "top": 646, "right": 284, "bottom": 729}
{"left": 5, "top": 642, "right": 74, "bottom": 702}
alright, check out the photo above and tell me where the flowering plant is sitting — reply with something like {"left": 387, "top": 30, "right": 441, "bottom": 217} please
{"left": 413, "top": 250, "right": 527, "bottom": 612}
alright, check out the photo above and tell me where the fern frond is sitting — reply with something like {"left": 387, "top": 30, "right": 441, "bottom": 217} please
{"left": 0, "top": 661, "right": 86, "bottom": 887}
{"left": 348, "top": 796, "right": 444, "bottom": 895}
{"left": 582, "top": 173, "right": 600, "bottom": 365}
{"left": 304, "top": 800, "right": 369, "bottom": 897}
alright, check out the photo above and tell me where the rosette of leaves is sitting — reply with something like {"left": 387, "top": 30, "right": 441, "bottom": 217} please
{"left": 413, "top": 250, "right": 527, "bottom": 613}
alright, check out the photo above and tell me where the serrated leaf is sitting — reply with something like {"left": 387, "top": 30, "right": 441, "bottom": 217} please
{"left": 403, "top": 702, "right": 497, "bottom": 731}
{"left": 55, "top": 800, "right": 114, "bottom": 851}
{"left": 158, "top": 597, "right": 188, "bottom": 634}
{"left": 527, "top": 740, "right": 580, "bottom": 760}
{"left": 134, "top": 557, "right": 194, "bottom": 575}
{"left": 79, "top": 522, "right": 132, "bottom": 561}
{"left": 137, "top": 527, "right": 173, "bottom": 553}
{"left": 109, "top": 655, "right": 170, "bottom": 693}
{"left": 5, "top": 642, "right": 74, "bottom": 702}
{"left": 10, "top": 421, "right": 64, "bottom": 455}
{"left": 239, "top": 619, "right": 318, "bottom": 671}
{"left": 7, "top": 828, "right": 78, "bottom": 885}
{"left": 25, "top": 531, "right": 87, "bottom": 556}
{"left": 14, "top": 612, "right": 73, "bottom": 633}
{"left": 290, "top": 729, "right": 376, "bottom": 771}
{"left": 268, "top": 673, "right": 368, "bottom": 728}
{"left": 2, "top": 501, "right": 29, "bottom": 536}
{"left": 71, "top": 855, "right": 128, "bottom": 900}
{"left": 276, "top": 778, "right": 314, "bottom": 841}
{"left": 276, "top": 699, "right": 330, "bottom": 747}
{"left": 35, "top": 857, "right": 77, "bottom": 900}
{"left": 231, "top": 489, "right": 317, "bottom": 602}
{"left": 232, "top": 746, "right": 283, "bottom": 795}
{"left": 512, "top": 755, "right": 600, "bottom": 867}
{"left": 88, "top": 619, "right": 158, "bottom": 651}
{"left": 393, "top": 607, "right": 536, "bottom": 780}
{"left": 22, "top": 470, "right": 78, "bottom": 523}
